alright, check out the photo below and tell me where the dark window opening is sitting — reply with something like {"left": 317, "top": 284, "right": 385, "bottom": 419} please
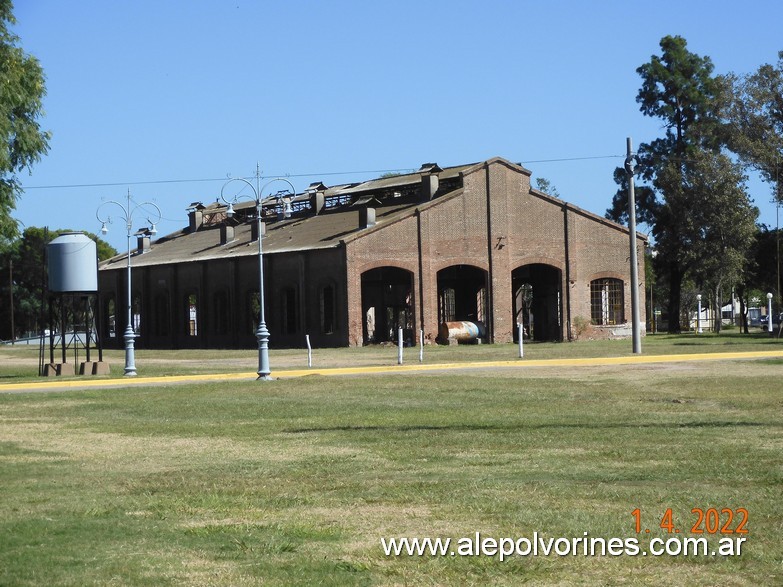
{"left": 214, "top": 291, "right": 229, "bottom": 335}
{"left": 248, "top": 290, "right": 260, "bottom": 334}
{"left": 321, "top": 285, "right": 335, "bottom": 335}
{"left": 282, "top": 287, "right": 298, "bottom": 334}
{"left": 186, "top": 293, "right": 198, "bottom": 336}
{"left": 132, "top": 294, "right": 142, "bottom": 335}
{"left": 153, "top": 293, "right": 170, "bottom": 337}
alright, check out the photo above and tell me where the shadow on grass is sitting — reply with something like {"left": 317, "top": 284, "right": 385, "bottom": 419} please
{"left": 285, "top": 420, "right": 770, "bottom": 434}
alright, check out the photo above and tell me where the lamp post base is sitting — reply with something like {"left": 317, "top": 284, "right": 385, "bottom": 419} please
{"left": 123, "top": 326, "right": 137, "bottom": 377}
{"left": 256, "top": 322, "right": 272, "bottom": 381}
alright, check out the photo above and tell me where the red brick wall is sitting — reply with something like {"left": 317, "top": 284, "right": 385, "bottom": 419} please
{"left": 345, "top": 158, "right": 645, "bottom": 346}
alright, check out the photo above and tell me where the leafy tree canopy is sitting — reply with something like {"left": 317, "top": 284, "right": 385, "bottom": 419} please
{"left": 0, "top": 0, "right": 50, "bottom": 239}
{"left": 0, "top": 227, "right": 116, "bottom": 339}
{"left": 534, "top": 177, "right": 560, "bottom": 198}
{"left": 722, "top": 51, "right": 783, "bottom": 200}
{"left": 636, "top": 35, "right": 720, "bottom": 159}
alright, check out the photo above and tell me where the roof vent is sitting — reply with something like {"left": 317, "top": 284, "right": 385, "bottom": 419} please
{"left": 220, "top": 223, "right": 235, "bottom": 245}
{"left": 135, "top": 228, "right": 152, "bottom": 254}
{"left": 418, "top": 163, "right": 442, "bottom": 174}
{"left": 419, "top": 163, "right": 441, "bottom": 200}
{"left": 187, "top": 202, "right": 205, "bottom": 233}
{"left": 359, "top": 206, "right": 376, "bottom": 229}
{"left": 307, "top": 182, "right": 328, "bottom": 215}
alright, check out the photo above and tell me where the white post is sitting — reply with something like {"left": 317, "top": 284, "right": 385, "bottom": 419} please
{"left": 518, "top": 323, "right": 524, "bottom": 358}
{"left": 767, "top": 293, "right": 773, "bottom": 333}
{"left": 306, "top": 334, "right": 312, "bottom": 368}
{"left": 419, "top": 329, "right": 424, "bottom": 363}
{"left": 697, "top": 294, "right": 703, "bottom": 334}
{"left": 398, "top": 327, "right": 404, "bottom": 365}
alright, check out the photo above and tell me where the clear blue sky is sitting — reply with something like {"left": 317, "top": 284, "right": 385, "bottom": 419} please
{"left": 11, "top": 0, "right": 783, "bottom": 252}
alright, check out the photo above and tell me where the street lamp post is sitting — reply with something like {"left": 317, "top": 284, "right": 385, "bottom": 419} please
{"left": 96, "top": 191, "right": 161, "bottom": 376}
{"left": 767, "top": 292, "right": 773, "bottom": 334}
{"left": 221, "top": 174, "right": 296, "bottom": 380}
{"left": 696, "top": 294, "right": 703, "bottom": 334}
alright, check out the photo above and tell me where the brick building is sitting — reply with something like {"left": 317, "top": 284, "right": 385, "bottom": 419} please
{"left": 97, "top": 157, "right": 646, "bottom": 349}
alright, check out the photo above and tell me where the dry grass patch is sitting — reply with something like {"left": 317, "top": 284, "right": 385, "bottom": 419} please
{"left": 0, "top": 356, "right": 780, "bottom": 585}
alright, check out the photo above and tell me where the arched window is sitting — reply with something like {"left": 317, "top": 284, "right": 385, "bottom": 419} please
{"left": 590, "top": 279, "right": 624, "bottom": 325}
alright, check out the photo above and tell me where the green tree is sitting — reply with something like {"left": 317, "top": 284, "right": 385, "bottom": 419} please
{"left": 605, "top": 166, "right": 659, "bottom": 227}
{"left": 668, "top": 150, "right": 758, "bottom": 332}
{"left": 632, "top": 35, "right": 722, "bottom": 332}
{"left": 722, "top": 51, "right": 783, "bottom": 201}
{"left": 0, "top": 227, "right": 116, "bottom": 340}
{"left": 0, "top": 0, "right": 50, "bottom": 240}
{"left": 534, "top": 177, "right": 560, "bottom": 198}
{"left": 736, "top": 225, "right": 779, "bottom": 333}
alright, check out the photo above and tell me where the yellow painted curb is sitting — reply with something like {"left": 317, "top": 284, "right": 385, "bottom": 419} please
{"left": 1, "top": 350, "right": 781, "bottom": 393}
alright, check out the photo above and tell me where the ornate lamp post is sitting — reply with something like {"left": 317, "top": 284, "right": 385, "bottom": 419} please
{"left": 96, "top": 191, "right": 161, "bottom": 376}
{"left": 221, "top": 174, "right": 296, "bottom": 380}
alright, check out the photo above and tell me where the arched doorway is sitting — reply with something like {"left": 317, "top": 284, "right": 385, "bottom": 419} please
{"left": 361, "top": 267, "right": 414, "bottom": 344}
{"left": 437, "top": 265, "right": 488, "bottom": 335}
{"left": 512, "top": 264, "right": 562, "bottom": 342}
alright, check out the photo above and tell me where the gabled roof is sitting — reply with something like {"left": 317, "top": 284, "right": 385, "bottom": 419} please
{"left": 100, "top": 202, "right": 420, "bottom": 269}
{"left": 99, "top": 156, "right": 643, "bottom": 271}
{"left": 100, "top": 162, "right": 469, "bottom": 270}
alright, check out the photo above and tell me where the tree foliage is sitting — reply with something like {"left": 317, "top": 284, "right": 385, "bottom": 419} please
{"left": 722, "top": 51, "right": 783, "bottom": 200}
{"left": 0, "top": 228, "right": 116, "bottom": 340}
{"left": 609, "top": 36, "right": 761, "bottom": 333}
{"left": 605, "top": 166, "right": 659, "bottom": 227}
{"left": 0, "top": 0, "right": 50, "bottom": 239}
{"left": 534, "top": 177, "right": 560, "bottom": 198}
{"left": 631, "top": 36, "right": 723, "bottom": 332}
{"left": 636, "top": 36, "right": 720, "bottom": 156}
{"left": 673, "top": 151, "right": 758, "bottom": 332}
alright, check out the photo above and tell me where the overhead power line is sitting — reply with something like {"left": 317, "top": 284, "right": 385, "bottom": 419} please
{"left": 20, "top": 155, "right": 625, "bottom": 191}
{"left": 20, "top": 168, "right": 417, "bottom": 191}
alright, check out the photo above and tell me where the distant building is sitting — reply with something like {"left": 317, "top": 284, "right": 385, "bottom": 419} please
{"left": 98, "top": 157, "right": 646, "bottom": 349}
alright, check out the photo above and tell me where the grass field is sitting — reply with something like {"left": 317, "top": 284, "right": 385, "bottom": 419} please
{"left": 2, "top": 330, "right": 781, "bottom": 380}
{"left": 1, "top": 335, "right": 782, "bottom": 585}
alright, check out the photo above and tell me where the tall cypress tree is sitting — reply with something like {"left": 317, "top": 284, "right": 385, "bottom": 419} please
{"left": 629, "top": 36, "right": 721, "bottom": 332}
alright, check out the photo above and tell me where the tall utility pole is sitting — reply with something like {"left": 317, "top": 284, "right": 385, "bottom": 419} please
{"left": 625, "top": 137, "right": 642, "bottom": 354}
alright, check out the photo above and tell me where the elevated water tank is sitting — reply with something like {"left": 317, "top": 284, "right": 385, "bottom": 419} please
{"left": 47, "top": 232, "right": 98, "bottom": 292}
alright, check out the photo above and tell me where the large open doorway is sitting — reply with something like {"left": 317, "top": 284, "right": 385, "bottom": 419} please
{"left": 512, "top": 264, "right": 562, "bottom": 342}
{"left": 437, "top": 265, "right": 489, "bottom": 334}
{"left": 361, "top": 267, "right": 414, "bottom": 344}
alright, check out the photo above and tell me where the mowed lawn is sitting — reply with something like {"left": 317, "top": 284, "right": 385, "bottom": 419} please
{"left": 0, "top": 345, "right": 782, "bottom": 584}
